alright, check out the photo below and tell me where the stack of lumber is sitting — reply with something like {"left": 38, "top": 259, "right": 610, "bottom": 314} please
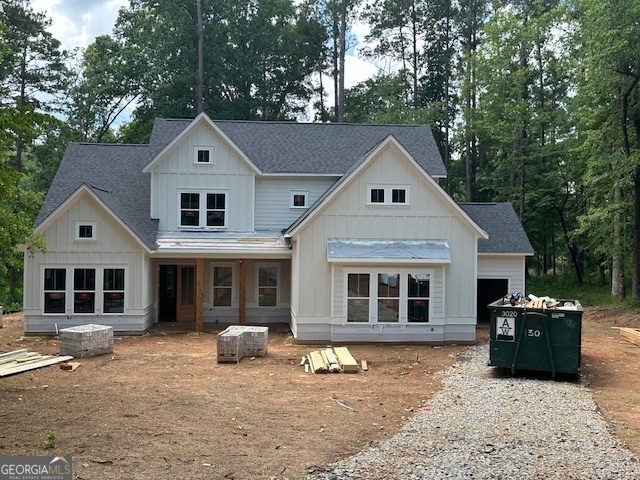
{"left": 0, "top": 349, "right": 74, "bottom": 377}
{"left": 301, "top": 346, "right": 359, "bottom": 374}
{"left": 619, "top": 328, "right": 640, "bottom": 347}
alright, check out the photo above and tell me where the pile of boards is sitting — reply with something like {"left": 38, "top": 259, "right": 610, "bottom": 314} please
{"left": 619, "top": 328, "right": 640, "bottom": 347}
{"left": 301, "top": 346, "right": 359, "bottom": 374}
{"left": 0, "top": 349, "right": 73, "bottom": 377}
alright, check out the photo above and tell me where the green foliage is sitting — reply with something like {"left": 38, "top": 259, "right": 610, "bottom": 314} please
{"left": 527, "top": 274, "right": 629, "bottom": 308}
{"left": 43, "top": 429, "right": 57, "bottom": 449}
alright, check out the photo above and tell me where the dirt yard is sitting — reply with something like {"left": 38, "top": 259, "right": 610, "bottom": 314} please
{"left": 0, "top": 308, "right": 638, "bottom": 480}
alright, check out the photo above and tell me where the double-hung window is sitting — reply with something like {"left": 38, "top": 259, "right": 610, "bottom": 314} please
{"left": 74, "top": 268, "right": 96, "bottom": 314}
{"left": 347, "top": 273, "right": 370, "bottom": 322}
{"left": 212, "top": 265, "right": 233, "bottom": 307}
{"left": 257, "top": 265, "right": 278, "bottom": 307}
{"left": 44, "top": 269, "right": 66, "bottom": 314}
{"left": 104, "top": 269, "right": 125, "bottom": 314}
{"left": 179, "top": 191, "right": 227, "bottom": 229}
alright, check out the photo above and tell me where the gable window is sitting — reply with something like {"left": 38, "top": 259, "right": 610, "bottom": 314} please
{"left": 290, "top": 191, "right": 309, "bottom": 208}
{"left": 104, "top": 268, "right": 125, "bottom": 314}
{"left": 367, "top": 185, "right": 410, "bottom": 205}
{"left": 212, "top": 265, "right": 233, "bottom": 307}
{"left": 370, "top": 188, "right": 385, "bottom": 203}
{"left": 74, "top": 268, "right": 96, "bottom": 314}
{"left": 44, "top": 268, "right": 66, "bottom": 314}
{"left": 194, "top": 146, "right": 213, "bottom": 164}
{"left": 257, "top": 265, "right": 278, "bottom": 307}
{"left": 75, "top": 221, "right": 97, "bottom": 241}
{"left": 179, "top": 191, "right": 227, "bottom": 229}
{"left": 347, "top": 273, "right": 370, "bottom": 322}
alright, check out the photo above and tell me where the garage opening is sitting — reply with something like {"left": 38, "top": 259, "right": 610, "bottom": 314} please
{"left": 477, "top": 279, "right": 509, "bottom": 325}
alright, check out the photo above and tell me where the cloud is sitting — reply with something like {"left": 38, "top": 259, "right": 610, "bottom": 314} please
{"left": 32, "top": 0, "right": 127, "bottom": 52}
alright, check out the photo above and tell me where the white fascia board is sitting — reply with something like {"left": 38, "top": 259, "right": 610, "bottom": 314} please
{"left": 36, "top": 184, "right": 153, "bottom": 254}
{"left": 327, "top": 257, "right": 451, "bottom": 264}
{"left": 149, "top": 249, "right": 292, "bottom": 259}
{"left": 142, "top": 112, "right": 262, "bottom": 175}
{"left": 261, "top": 173, "right": 342, "bottom": 177}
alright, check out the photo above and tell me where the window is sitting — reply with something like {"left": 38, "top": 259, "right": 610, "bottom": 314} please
{"left": 347, "top": 273, "right": 370, "bottom": 322}
{"left": 367, "top": 185, "right": 409, "bottom": 205}
{"left": 290, "top": 191, "right": 309, "bottom": 208}
{"left": 74, "top": 268, "right": 96, "bottom": 314}
{"left": 377, "top": 274, "right": 400, "bottom": 322}
{"left": 179, "top": 191, "right": 227, "bottom": 229}
{"left": 408, "top": 274, "right": 430, "bottom": 323}
{"left": 44, "top": 269, "right": 66, "bottom": 314}
{"left": 345, "top": 271, "right": 431, "bottom": 323}
{"left": 370, "top": 188, "right": 385, "bottom": 203}
{"left": 258, "top": 265, "right": 278, "bottom": 307}
{"left": 75, "top": 221, "right": 97, "bottom": 241}
{"left": 194, "top": 146, "right": 213, "bottom": 164}
{"left": 104, "top": 269, "right": 125, "bottom": 314}
{"left": 212, "top": 265, "right": 233, "bottom": 307}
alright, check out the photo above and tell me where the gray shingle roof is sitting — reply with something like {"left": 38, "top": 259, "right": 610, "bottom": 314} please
{"left": 151, "top": 118, "right": 447, "bottom": 176}
{"left": 459, "top": 203, "right": 534, "bottom": 254}
{"left": 35, "top": 143, "right": 158, "bottom": 249}
{"left": 36, "top": 117, "right": 446, "bottom": 251}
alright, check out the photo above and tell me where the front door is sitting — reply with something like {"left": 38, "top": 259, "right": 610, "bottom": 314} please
{"left": 177, "top": 265, "right": 196, "bottom": 322}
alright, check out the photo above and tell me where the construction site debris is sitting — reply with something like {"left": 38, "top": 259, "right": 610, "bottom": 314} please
{"left": 499, "top": 293, "right": 578, "bottom": 310}
{"left": 0, "top": 349, "right": 74, "bottom": 377}
{"left": 619, "top": 328, "right": 640, "bottom": 347}
{"left": 217, "top": 326, "right": 268, "bottom": 363}
{"left": 301, "top": 346, "right": 359, "bottom": 374}
{"left": 59, "top": 324, "right": 113, "bottom": 358}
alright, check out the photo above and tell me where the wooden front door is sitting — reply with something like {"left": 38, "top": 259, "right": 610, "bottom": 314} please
{"left": 177, "top": 265, "right": 196, "bottom": 322}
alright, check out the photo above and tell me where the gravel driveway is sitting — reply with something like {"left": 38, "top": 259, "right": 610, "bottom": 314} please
{"left": 309, "top": 344, "right": 639, "bottom": 480}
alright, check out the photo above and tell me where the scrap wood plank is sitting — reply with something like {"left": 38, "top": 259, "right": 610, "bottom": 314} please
{"left": 322, "top": 349, "right": 341, "bottom": 373}
{"left": 333, "top": 347, "right": 358, "bottom": 373}
{"left": 308, "top": 351, "right": 329, "bottom": 373}
{"left": 0, "top": 355, "right": 74, "bottom": 377}
{"left": 60, "top": 361, "right": 81, "bottom": 372}
{"left": 361, "top": 360, "right": 368, "bottom": 371}
{"left": 0, "top": 349, "right": 29, "bottom": 365}
{"left": 619, "top": 328, "right": 640, "bottom": 347}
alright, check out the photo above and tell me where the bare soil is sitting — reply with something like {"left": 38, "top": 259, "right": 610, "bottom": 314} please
{"left": 0, "top": 308, "right": 637, "bottom": 480}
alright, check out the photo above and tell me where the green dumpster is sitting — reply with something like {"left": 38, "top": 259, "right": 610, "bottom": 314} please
{"left": 488, "top": 298, "right": 583, "bottom": 376}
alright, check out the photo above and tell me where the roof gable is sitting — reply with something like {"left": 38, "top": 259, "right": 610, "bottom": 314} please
{"left": 143, "top": 112, "right": 261, "bottom": 174}
{"left": 286, "top": 135, "right": 487, "bottom": 238}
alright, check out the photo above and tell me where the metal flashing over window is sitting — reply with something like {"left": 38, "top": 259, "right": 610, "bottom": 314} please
{"left": 328, "top": 240, "right": 450, "bottom": 264}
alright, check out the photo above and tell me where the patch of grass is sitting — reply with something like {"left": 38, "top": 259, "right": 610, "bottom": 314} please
{"left": 43, "top": 429, "right": 57, "bottom": 449}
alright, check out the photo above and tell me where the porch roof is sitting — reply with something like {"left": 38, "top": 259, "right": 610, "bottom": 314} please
{"left": 327, "top": 239, "right": 451, "bottom": 264}
{"left": 152, "top": 230, "right": 291, "bottom": 258}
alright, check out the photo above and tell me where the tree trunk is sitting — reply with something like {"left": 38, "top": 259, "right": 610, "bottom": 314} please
{"left": 336, "top": 1, "right": 347, "bottom": 122}
{"left": 611, "top": 184, "right": 625, "bottom": 297}
{"left": 196, "top": 0, "right": 204, "bottom": 114}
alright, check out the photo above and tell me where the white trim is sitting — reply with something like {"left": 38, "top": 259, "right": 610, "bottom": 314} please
{"left": 211, "top": 262, "right": 236, "bottom": 308}
{"left": 290, "top": 190, "right": 309, "bottom": 209}
{"left": 35, "top": 185, "right": 153, "bottom": 253}
{"left": 256, "top": 262, "right": 281, "bottom": 308}
{"left": 143, "top": 112, "right": 261, "bottom": 174}
{"left": 286, "top": 136, "right": 488, "bottom": 239}
{"left": 193, "top": 145, "right": 214, "bottom": 165}
{"left": 366, "top": 184, "right": 410, "bottom": 206}
{"left": 177, "top": 189, "right": 229, "bottom": 230}
{"left": 329, "top": 257, "right": 450, "bottom": 264}
{"left": 74, "top": 221, "right": 97, "bottom": 241}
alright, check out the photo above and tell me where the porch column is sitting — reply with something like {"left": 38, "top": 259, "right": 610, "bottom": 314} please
{"left": 239, "top": 259, "right": 246, "bottom": 325}
{"left": 196, "top": 258, "right": 204, "bottom": 332}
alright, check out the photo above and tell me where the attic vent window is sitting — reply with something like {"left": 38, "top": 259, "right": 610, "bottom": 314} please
{"left": 367, "top": 185, "right": 410, "bottom": 206}
{"left": 194, "top": 146, "right": 214, "bottom": 164}
{"left": 290, "top": 191, "right": 309, "bottom": 208}
{"left": 75, "top": 221, "right": 97, "bottom": 241}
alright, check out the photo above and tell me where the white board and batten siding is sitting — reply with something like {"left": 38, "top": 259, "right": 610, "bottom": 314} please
{"left": 254, "top": 177, "right": 338, "bottom": 230}
{"left": 149, "top": 122, "right": 256, "bottom": 232}
{"left": 24, "top": 193, "right": 153, "bottom": 334}
{"left": 291, "top": 141, "right": 481, "bottom": 343}
{"left": 477, "top": 255, "right": 527, "bottom": 294}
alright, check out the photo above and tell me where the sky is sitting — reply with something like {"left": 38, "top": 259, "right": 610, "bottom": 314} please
{"left": 31, "top": 0, "right": 379, "bottom": 122}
